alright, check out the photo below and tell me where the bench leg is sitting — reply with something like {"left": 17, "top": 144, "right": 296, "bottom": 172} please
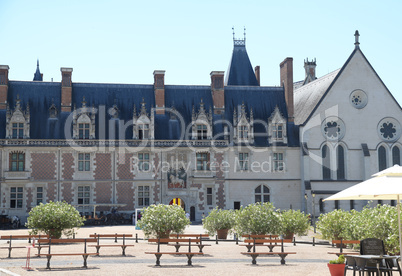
{"left": 7, "top": 248, "right": 11, "bottom": 258}
{"left": 155, "top": 254, "right": 162, "bottom": 266}
{"left": 37, "top": 247, "right": 41, "bottom": 257}
{"left": 198, "top": 245, "right": 204, "bottom": 253}
{"left": 174, "top": 245, "right": 180, "bottom": 253}
{"left": 95, "top": 246, "right": 100, "bottom": 254}
{"left": 246, "top": 245, "right": 252, "bottom": 253}
{"left": 46, "top": 255, "right": 52, "bottom": 269}
{"left": 83, "top": 255, "right": 89, "bottom": 268}
{"left": 268, "top": 245, "right": 274, "bottom": 252}
{"left": 251, "top": 254, "right": 258, "bottom": 265}
{"left": 121, "top": 246, "right": 126, "bottom": 256}
{"left": 186, "top": 254, "right": 194, "bottom": 266}
{"left": 279, "top": 254, "right": 288, "bottom": 265}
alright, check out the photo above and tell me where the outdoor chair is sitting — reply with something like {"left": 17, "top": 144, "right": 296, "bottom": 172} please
{"left": 359, "top": 238, "right": 396, "bottom": 276}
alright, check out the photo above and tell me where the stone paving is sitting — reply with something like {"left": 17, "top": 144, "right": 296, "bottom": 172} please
{"left": 0, "top": 225, "right": 358, "bottom": 276}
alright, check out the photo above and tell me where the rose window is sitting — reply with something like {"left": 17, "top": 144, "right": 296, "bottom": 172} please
{"left": 321, "top": 117, "right": 345, "bottom": 141}
{"left": 378, "top": 118, "right": 401, "bottom": 142}
{"left": 349, "top": 89, "right": 368, "bottom": 109}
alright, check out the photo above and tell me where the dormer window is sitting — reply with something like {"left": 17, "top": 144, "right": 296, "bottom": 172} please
{"left": 133, "top": 99, "right": 154, "bottom": 140}
{"left": 191, "top": 99, "right": 213, "bottom": 140}
{"left": 49, "top": 100, "right": 58, "bottom": 119}
{"left": 6, "top": 96, "right": 30, "bottom": 139}
{"left": 268, "top": 106, "right": 287, "bottom": 144}
{"left": 73, "top": 97, "right": 96, "bottom": 139}
{"left": 233, "top": 102, "right": 253, "bottom": 144}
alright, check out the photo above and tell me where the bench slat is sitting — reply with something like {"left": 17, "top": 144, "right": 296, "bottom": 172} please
{"left": 244, "top": 239, "right": 291, "bottom": 244}
{"left": 332, "top": 240, "right": 360, "bottom": 244}
{"left": 148, "top": 238, "right": 201, "bottom": 243}
{"left": 37, "top": 238, "right": 98, "bottom": 243}
{"left": 89, "top": 234, "right": 132, "bottom": 238}
{"left": 145, "top": 252, "right": 204, "bottom": 255}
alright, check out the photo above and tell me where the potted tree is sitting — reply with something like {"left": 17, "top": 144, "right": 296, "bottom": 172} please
{"left": 317, "top": 209, "right": 352, "bottom": 247}
{"left": 137, "top": 204, "right": 190, "bottom": 238}
{"left": 327, "top": 255, "right": 345, "bottom": 276}
{"left": 280, "top": 209, "right": 310, "bottom": 240}
{"left": 234, "top": 202, "right": 282, "bottom": 236}
{"left": 26, "top": 201, "right": 85, "bottom": 239}
{"left": 202, "top": 207, "right": 235, "bottom": 239}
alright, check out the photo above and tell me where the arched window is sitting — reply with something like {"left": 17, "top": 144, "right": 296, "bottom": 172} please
{"left": 336, "top": 145, "right": 345, "bottom": 180}
{"left": 393, "top": 146, "right": 401, "bottom": 165}
{"left": 255, "top": 185, "right": 270, "bottom": 203}
{"left": 322, "top": 145, "right": 331, "bottom": 180}
{"left": 378, "top": 145, "right": 387, "bottom": 171}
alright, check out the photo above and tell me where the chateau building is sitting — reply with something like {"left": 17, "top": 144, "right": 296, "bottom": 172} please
{"left": 0, "top": 31, "right": 401, "bottom": 223}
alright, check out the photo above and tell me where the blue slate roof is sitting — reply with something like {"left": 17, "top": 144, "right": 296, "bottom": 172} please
{"left": 225, "top": 42, "right": 259, "bottom": 86}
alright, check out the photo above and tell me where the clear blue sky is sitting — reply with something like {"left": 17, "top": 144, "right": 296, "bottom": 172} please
{"left": 1, "top": 0, "right": 401, "bottom": 105}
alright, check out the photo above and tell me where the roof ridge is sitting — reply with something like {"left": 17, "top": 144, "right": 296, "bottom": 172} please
{"left": 294, "top": 68, "right": 341, "bottom": 93}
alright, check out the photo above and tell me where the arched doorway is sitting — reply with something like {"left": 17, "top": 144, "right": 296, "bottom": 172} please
{"left": 190, "top": 206, "right": 195, "bottom": 221}
{"left": 169, "top": 198, "right": 185, "bottom": 210}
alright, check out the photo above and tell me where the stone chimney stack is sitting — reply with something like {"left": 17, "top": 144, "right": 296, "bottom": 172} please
{"left": 154, "top": 70, "right": 165, "bottom": 115}
{"left": 0, "top": 65, "right": 9, "bottom": 110}
{"left": 304, "top": 58, "right": 317, "bottom": 83}
{"left": 280, "top": 58, "right": 294, "bottom": 122}
{"left": 210, "top": 71, "right": 225, "bottom": 114}
{"left": 254, "top": 66, "right": 260, "bottom": 86}
{"left": 61, "top": 67, "right": 73, "bottom": 112}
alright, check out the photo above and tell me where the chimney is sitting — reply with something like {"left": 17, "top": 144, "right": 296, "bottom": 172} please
{"left": 210, "top": 71, "right": 225, "bottom": 114}
{"left": 254, "top": 66, "right": 260, "bottom": 86}
{"left": 41, "top": 73, "right": 43, "bottom": 80}
{"left": 61, "top": 67, "right": 73, "bottom": 112}
{"left": 304, "top": 58, "right": 316, "bottom": 83}
{"left": 0, "top": 65, "right": 10, "bottom": 110}
{"left": 280, "top": 58, "right": 294, "bottom": 122}
{"left": 154, "top": 70, "right": 165, "bottom": 114}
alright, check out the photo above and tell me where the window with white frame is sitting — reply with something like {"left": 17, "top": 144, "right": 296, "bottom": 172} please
{"left": 78, "top": 123, "right": 90, "bottom": 139}
{"left": 272, "top": 124, "right": 283, "bottom": 140}
{"left": 268, "top": 106, "right": 287, "bottom": 144}
{"left": 78, "top": 153, "right": 91, "bottom": 171}
{"left": 197, "top": 124, "right": 208, "bottom": 140}
{"left": 12, "top": 123, "right": 24, "bottom": 139}
{"left": 78, "top": 186, "right": 90, "bottom": 205}
{"left": 196, "top": 152, "right": 209, "bottom": 171}
{"left": 36, "top": 187, "right": 44, "bottom": 205}
{"left": 206, "top": 187, "right": 213, "bottom": 205}
{"left": 238, "top": 125, "right": 249, "bottom": 139}
{"left": 255, "top": 185, "right": 270, "bottom": 203}
{"left": 273, "top": 152, "right": 284, "bottom": 171}
{"left": 238, "top": 152, "right": 249, "bottom": 171}
{"left": 138, "top": 153, "right": 150, "bottom": 172}
{"left": 10, "top": 152, "right": 25, "bottom": 171}
{"left": 138, "top": 186, "right": 150, "bottom": 206}
{"left": 138, "top": 123, "right": 150, "bottom": 139}
{"left": 10, "top": 187, "right": 23, "bottom": 208}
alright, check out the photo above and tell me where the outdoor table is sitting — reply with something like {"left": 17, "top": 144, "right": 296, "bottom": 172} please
{"left": 344, "top": 254, "right": 400, "bottom": 275}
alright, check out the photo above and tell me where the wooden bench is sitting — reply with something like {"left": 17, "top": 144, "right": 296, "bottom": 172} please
{"left": 88, "top": 234, "right": 134, "bottom": 256}
{"left": 328, "top": 239, "right": 360, "bottom": 256}
{"left": 36, "top": 238, "right": 98, "bottom": 269}
{"left": 0, "top": 234, "right": 49, "bottom": 258}
{"left": 168, "top": 234, "right": 210, "bottom": 253}
{"left": 241, "top": 238, "right": 296, "bottom": 265}
{"left": 145, "top": 238, "right": 204, "bottom": 266}
{"left": 240, "top": 234, "right": 279, "bottom": 252}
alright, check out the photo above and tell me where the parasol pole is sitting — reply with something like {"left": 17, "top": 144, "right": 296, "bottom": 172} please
{"left": 398, "top": 195, "right": 402, "bottom": 261}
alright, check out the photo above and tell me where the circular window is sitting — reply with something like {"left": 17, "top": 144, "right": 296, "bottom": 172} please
{"left": 377, "top": 117, "right": 401, "bottom": 142}
{"left": 349, "top": 89, "right": 368, "bottom": 109}
{"left": 321, "top": 117, "right": 346, "bottom": 141}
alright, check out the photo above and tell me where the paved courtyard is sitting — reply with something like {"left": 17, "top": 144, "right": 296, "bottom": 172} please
{"left": 0, "top": 225, "right": 355, "bottom": 276}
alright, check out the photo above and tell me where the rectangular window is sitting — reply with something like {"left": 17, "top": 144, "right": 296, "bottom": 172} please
{"left": 78, "top": 153, "right": 91, "bottom": 171}
{"left": 78, "top": 186, "right": 90, "bottom": 205}
{"left": 196, "top": 153, "right": 209, "bottom": 171}
{"left": 36, "top": 187, "right": 43, "bottom": 205}
{"left": 10, "top": 152, "right": 25, "bottom": 172}
{"left": 197, "top": 125, "right": 207, "bottom": 140}
{"left": 78, "top": 123, "right": 90, "bottom": 139}
{"left": 239, "top": 125, "right": 248, "bottom": 139}
{"left": 12, "top": 123, "right": 24, "bottom": 139}
{"left": 138, "top": 153, "right": 150, "bottom": 172}
{"left": 273, "top": 153, "right": 284, "bottom": 171}
{"left": 10, "top": 187, "right": 23, "bottom": 208}
{"left": 138, "top": 186, "right": 150, "bottom": 206}
{"left": 206, "top": 187, "right": 213, "bottom": 205}
{"left": 138, "top": 124, "right": 150, "bottom": 139}
{"left": 238, "top": 153, "right": 249, "bottom": 170}
{"left": 273, "top": 124, "right": 283, "bottom": 140}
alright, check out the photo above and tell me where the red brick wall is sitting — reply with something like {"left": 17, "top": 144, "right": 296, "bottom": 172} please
{"left": 62, "top": 182, "right": 73, "bottom": 203}
{"left": 94, "top": 153, "right": 111, "bottom": 179}
{"left": 214, "top": 153, "right": 226, "bottom": 209}
{"left": 62, "top": 153, "right": 74, "bottom": 180}
{"left": 117, "top": 182, "right": 134, "bottom": 210}
{"left": 47, "top": 183, "right": 57, "bottom": 201}
{"left": 31, "top": 153, "right": 57, "bottom": 180}
{"left": 94, "top": 182, "right": 112, "bottom": 203}
{"left": 116, "top": 153, "right": 134, "bottom": 180}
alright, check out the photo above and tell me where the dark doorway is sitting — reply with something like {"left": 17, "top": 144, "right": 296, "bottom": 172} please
{"left": 234, "top": 201, "right": 241, "bottom": 210}
{"left": 190, "top": 206, "right": 195, "bottom": 221}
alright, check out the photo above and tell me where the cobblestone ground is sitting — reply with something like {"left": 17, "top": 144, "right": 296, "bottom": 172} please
{"left": 0, "top": 225, "right": 357, "bottom": 276}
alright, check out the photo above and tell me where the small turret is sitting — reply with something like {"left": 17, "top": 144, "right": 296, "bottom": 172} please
{"left": 33, "top": 59, "right": 43, "bottom": 81}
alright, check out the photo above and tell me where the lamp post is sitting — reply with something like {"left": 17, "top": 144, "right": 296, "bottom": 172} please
{"left": 312, "top": 193, "right": 316, "bottom": 233}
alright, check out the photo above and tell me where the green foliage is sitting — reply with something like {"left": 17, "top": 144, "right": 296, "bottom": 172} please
{"left": 137, "top": 204, "right": 190, "bottom": 238}
{"left": 316, "top": 209, "right": 352, "bottom": 240}
{"left": 26, "top": 201, "right": 85, "bottom": 238}
{"left": 234, "top": 202, "right": 282, "bottom": 236}
{"left": 202, "top": 207, "right": 236, "bottom": 236}
{"left": 329, "top": 255, "right": 345, "bottom": 264}
{"left": 279, "top": 209, "right": 310, "bottom": 236}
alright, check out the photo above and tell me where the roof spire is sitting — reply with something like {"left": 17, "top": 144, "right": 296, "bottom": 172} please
{"left": 232, "top": 26, "right": 245, "bottom": 47}
{"left": 33, "top": 59, "right": 43, "bottom": 81}
{"left": 354, "top": 30, "right": 360, "bottom": 49}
